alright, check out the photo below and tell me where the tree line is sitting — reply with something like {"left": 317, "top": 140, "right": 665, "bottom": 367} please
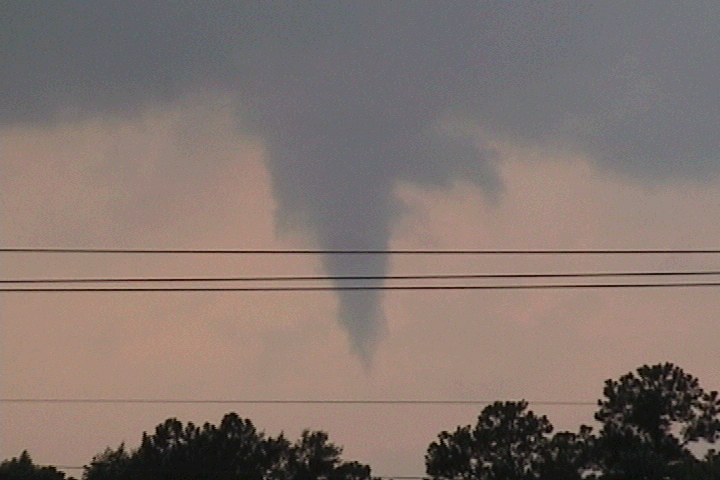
{"left": 3, "top": 363, "right": 720, "bottom": 480}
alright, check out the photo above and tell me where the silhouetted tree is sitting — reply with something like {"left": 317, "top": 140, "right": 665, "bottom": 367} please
{"left": 0, "top": 451, "right": 70, "bottom": 480}
{"left": 674, "top": 449, "right": 720, "bottom": 479}
{"left": 593, "top": 363, "right": 720, "bottom": 479}
{"left": 536, "top": 427, "right": 596, "bottom": 480}
{"left": 425, "top": 364, "right": 720, "bottom": 480}
{"left": 82, "top": 412, "right": 373, "bottom": 480}
{"left": 83, "top": 445, "right": 130, "bottom": 480}
{"left": 425, "top": 400, "right": 592, "bottom": 480}
{"left": 287, "top": 430, "right": 371, "bottom": 480}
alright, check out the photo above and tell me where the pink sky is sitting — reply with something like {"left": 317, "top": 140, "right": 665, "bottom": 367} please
{"left": 3, "top": 99, "right": 720, "bottom": 476}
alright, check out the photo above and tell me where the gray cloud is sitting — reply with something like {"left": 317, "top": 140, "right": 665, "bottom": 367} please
{"left": 4, "top": 1, "right": 719, "bottom": 359}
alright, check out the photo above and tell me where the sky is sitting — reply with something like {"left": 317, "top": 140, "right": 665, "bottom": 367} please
{"left": 2, "top": 1, "right": 720, "bottom": 477}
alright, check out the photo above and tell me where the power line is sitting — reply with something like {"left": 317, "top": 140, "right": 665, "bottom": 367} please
{"left": 26, "top": 460, "right": 434, "bottom": 479}
{"left": 3, "top": 281, "right": 720, "bottom": 292}
{"left": 3, "top": 270, "right": 720, "bottom": 284}
{"left": 0, "top": 398, "right": 595, "bottom": 406}
{"left": 49, "top": 467, "right": 426, "bottom": 479}
{"left": 3, "top": 247, "right": 720, "bottom": 255}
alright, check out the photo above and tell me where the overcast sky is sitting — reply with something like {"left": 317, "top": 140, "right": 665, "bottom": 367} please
{"left": 3, "top": 2, "right": 720, "bottom": 477}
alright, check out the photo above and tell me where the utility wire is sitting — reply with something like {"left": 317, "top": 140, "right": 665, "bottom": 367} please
{"left": 3, "top": 281, "right": 720, "bottom": 292}
{"left": 49, "top": 467, "right": 426, "bottom": 479}
{"left": 0, "top": 398, "right": 595, "bottom": 406}
{"left": 3, "top": 248, "right": 720, "bottom": 255}
{"left": 3, "top": 270, "right": 720, "bottom": 284}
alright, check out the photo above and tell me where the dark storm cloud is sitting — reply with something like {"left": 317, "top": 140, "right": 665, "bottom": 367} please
{"left": 5, "top": 2, "right": 719, "bottom": 168}
{"left": 3, "top": 1, "right": 719, "bottom": 358}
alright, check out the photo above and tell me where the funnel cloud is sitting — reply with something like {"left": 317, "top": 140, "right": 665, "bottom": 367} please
{"left": 3, "top": 2, "right": 720, "bottom": 359}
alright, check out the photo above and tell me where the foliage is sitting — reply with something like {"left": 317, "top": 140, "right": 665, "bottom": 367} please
{"left": 8, "top": 362, "right": 720, "bottom": 480}
{"left": 0, "top": 451, "right": 70, "bottom": 480}
{"left": 426, "top": 400, "right": 590, "bottom": 479}
{"left": 535, "top": 426, "right": 595, "bottom": 480}
{"left": 427, "top": 363, "right": 720, "bottom": 480}
{"left": 82, "top": 412, "right": 372, "bottom": 480}
{"left": 674, "top": 449, "right": 720, "bottom": 480}
{"left": 594, "top": 363, "right": 720, "bottom": 479}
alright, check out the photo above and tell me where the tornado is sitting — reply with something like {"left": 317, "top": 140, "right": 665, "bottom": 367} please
{"left": 3, "top": 1, "right": 719, "bottom": 360}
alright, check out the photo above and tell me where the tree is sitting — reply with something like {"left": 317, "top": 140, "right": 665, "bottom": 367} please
{"left": 270, "top": 430, "right": 372, "bottom": 480}
{"left": 83, "top": 445, "right": 130, "bottom": 480}
{"left": 593, "top": 362, "right": 720, "bottom": 479}
{"left": 425, "top": 401, "right": 591, "bottom": 480}
{"left": 536, "top": 427, "right": 596, "bottom": 480}
{"left": 661, "top": 449, "right": 720, "bottom": 480}
{"left": 0, "top": 451, "right": 70, "bottom": 480}
{"left": 82, "top": 412, "right": 373, "bottom": 480}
